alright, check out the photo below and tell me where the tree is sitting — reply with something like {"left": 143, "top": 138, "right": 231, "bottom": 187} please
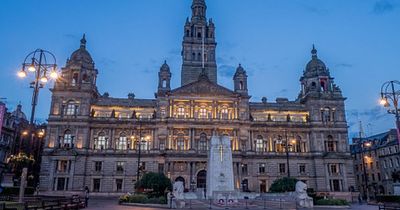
{"left": 7, "top": 152, "right": 35, "bottom": 178}
{"left": 269, "top": 177, "right": 298, "bottom": 193}
{"left": 135, "top": 172, "right": 172, "bottom": 197}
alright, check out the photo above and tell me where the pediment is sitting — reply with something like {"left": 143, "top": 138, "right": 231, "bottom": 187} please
{"left": 171, "top": 78, "right": 237, "bottom": 97}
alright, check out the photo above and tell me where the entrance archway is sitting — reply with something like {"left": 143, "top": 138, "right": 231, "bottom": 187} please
{"left": 175, "top": 176, "right": 185, "bottom": 188}
{"left": 197, "top": 170, "right": 207, "bottom": 189}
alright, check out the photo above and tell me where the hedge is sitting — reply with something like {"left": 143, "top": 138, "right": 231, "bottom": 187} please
{"left": 0, "top": 187, "right": 34, "bottom": 195}
{"left": 314, "top": 198, "right": 349, "bottom": 206}
{"left": 376, "top": 195, "right": 400, "bottom": 203}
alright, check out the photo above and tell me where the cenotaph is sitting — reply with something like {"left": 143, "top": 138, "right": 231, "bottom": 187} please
{"left": 206, "top": 136, "right": 235, "bottom": 198}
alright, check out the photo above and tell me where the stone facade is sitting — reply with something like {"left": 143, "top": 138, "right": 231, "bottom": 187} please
{"left": 39, "top": 0, "right": 355, "bottom": 195}
{"left": 351, "top": 129, "right": 400, "bottom": 197}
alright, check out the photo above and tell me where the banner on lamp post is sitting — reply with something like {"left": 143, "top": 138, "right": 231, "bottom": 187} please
{"left": 0, "top": 103, "right": 5, "bottom": 136}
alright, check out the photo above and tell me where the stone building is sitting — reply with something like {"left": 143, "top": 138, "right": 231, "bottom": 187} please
{"left": 40, "top": 0, "right": 355, "bottom": 195}
{"left": 351, "top": 129, "right": 400, "bottom": 197}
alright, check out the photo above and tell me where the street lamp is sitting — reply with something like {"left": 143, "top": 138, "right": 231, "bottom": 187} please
{"left": 135, "top": 118, "right": 151, "bottom": 186}
{"left": 18, "top": 49, "right": 58, "bottom": 125}
{"left": 361, "top": 141, "right": 372, "bottom": 202}
{"left": 380, "top": 80, "right": 400, "bottom": 145}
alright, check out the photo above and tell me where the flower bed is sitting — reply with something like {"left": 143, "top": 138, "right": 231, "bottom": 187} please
{"left": 119, "top": 194, "right": 166, "bottom": 204}
{"left": 314, "top": 198, "right": 349, "bottom": 206}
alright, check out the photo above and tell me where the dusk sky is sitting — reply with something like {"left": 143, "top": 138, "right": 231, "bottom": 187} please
{"left": 1, "top": 0, "right": 399, "bottom": 139}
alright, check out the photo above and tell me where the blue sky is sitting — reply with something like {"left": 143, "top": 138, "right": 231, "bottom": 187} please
{"left": 0, "top": 0, "right": 399, "bottom": 139}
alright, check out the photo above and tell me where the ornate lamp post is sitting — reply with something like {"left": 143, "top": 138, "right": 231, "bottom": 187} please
{"left": 18, "top": 49, "right": 58, "bottom": 125}
{"left": 380, "top": 80, "right": 400, "bottom": 145}
{"left": 361, "top": 141, "right": 372, "bottom": 202}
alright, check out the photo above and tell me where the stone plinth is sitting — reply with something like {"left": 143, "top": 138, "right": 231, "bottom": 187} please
{"left": 206, "top": 136, "right": 234, "bottom": 198}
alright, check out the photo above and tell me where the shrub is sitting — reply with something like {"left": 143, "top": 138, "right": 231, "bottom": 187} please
{"left": 135, "top": 172, "right": 172, "bottom": 197}
{"left": 269, "top": 177, "right": 298, "bottom": 193}
{"left": 376, "top": 195, "right": 400, "bottom": 203}
{"left": 315, "top": 198, "right": 349, "bottom": 206}
{"left": 119, "top": 194, "right": 166, "bottom": 204}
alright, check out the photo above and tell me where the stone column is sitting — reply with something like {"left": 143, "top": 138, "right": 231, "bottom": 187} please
{"left": 189, "top": 128, "right": 194, "bottom": 150}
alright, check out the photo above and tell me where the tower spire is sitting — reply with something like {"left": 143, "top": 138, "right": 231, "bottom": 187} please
{"left": 191, "top": 0, "right": 207, "bottom": 22}
{"left": 80, "top": 34, "right": 87, "bottom": 49}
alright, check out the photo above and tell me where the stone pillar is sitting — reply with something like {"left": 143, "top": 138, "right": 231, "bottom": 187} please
{"left": 189, "top": 128, "right": 194, "bottom": 150}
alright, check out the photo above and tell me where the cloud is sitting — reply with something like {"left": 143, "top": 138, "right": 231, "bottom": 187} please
{"left": 218, "top": 64, "right": 236, "bottom": 78}
{"left": 335, "top": 63, "right": 353, "bottom": 68}
{"left": 373, "top": 0, "right": 396, "bottom": 14}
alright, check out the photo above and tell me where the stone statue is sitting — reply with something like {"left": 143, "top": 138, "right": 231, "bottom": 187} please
{"left": 172, "top": 181, "right": 185, "bottom": 208}
{"left": 295, "top": 181, "right": 313, "bottom": 208}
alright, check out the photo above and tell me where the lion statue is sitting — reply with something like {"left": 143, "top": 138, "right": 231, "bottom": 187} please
{"left": 295, "top": 181, "right": 313, "bottom": 208}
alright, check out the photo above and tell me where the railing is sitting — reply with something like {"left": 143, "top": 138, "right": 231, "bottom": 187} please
{"left": 176, "top": 198, "right": 297, "bottom": 209}
{"left": 0, "top": 195, "right": 85, "bottom": 210}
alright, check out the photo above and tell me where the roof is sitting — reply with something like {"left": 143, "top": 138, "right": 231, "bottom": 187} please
{"left": 94, "top": 97, "right": 156, "bottom": 108}
{"left": 250, "top": 101, "right": 307, "bottom": 112}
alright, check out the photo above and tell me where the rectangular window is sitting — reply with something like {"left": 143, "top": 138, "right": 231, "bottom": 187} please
{"left": 93, "top": 179, "right": 101, "bottom": 192}
{"left": 116, "top": 162, "right": 124, "bottom": 173}
{"left": 116, "top": 179, "right": 123, "bottom": 192}
{"left": 94, "top": 161, "right": 102, "bottom": 172}
{"left": 279, "top": 163, "right": 286, "bottom": 174}
{"left": 331, "top": 179, "right": 341, "bottom": 192}
{"left": 66, "top": 104, "right": 76, "bottom": 116}
{"left": 56, "top": 177, "right": 68, "bottom": 191}
{"left": 57, "top": 160, "right": 69, "bottom": 173}
{"left": 241, "top": 164, "right": 248, "bottom": 175}
{"left": 299, "top": 164, "right": 306, "bottom": 174}
{"left": 158, "top": 163, "right": 165, "bottom": 174}
{"left": 326, "top": 141, "right": 336, "bottom": 152}
{"left": 177, "top": 107, "right": 186, "bottom": 118}
{"left": 199, "top": 108, "right": 208, "bottom": 119}
{"left": 259, "top": 163, "right": 265, "bottom": 174}
{"left": 330, "top": 164, "right": 339, "bottom": 175}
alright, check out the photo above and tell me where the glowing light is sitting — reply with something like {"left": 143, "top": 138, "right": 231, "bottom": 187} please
{"left": 40, "top": 76, "right": 48, "bottom": 83}
{"left": 22, "top": 131, "right": 29, "bottom": 136}
{"left": 18, "top": 70, "right": 27, "bottom": 78}
{"left": 364, "top": 142, "right": 372, "bottom": 147}
{"left": 50, "top": 70, "right": 58, "bottom": 79}
{"left": 28, "top": 65, "right": 36, "bottom": 72}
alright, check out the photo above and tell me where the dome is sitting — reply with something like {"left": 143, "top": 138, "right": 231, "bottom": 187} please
{"left": 11, "top": 104, "right": 27, "bottom": 121}
{"left": 304, "top": 45, "right": 329, "bottom": 77}
{"left": 234, "top": 64, "right": 246, "bottom": 77}
{"left": 160, "top": 60, "right": 170, "bottom": 72}
{"left": 69, "top": 34, "right": 93, "bottom": 65}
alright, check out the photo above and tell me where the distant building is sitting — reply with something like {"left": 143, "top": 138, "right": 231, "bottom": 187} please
{"left": 40, "top": 0, "right": 355, "bottom": 196}
{"left": 351, "top": 129, "right": 400, "bottom": 198}
{"left": 0, "top": 103, "right": 28, "bottom": 174}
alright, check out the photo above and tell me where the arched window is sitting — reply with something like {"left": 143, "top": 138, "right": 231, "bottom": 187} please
{"left": 176, "top": 134, "right": 186, "bottom": 151}
{"left": 275, "top": 135, "right": 285, "bottom": 152}
{"left": 198, "top": 53, "right": 202, "bottom": 61}
{"left": 95, "top": 132, "right": 107, "bottom": 150}
{"left": 177, "top": 107, "right": 185, "bottom": 118}
{"left": 220, "top": 108, "right": 229, "bottom": 120}
{"left": 255, "top": 135, "right": 265, "bottom": 152}
{"left": 199, "top": 133, "right": 207, "bottom": 151}
{"left": 72, "top": 73, "right": 79, "bottom": 86}
{"left": 65, "top": 101, "right": 77, "bottom": 116}
{"left": 239, "top": 81, "right": 244, "bottom": 90}
{"left": 186, "top": 30, "right": 190, "bottom": 37}
{"left": 192, "top": 53, "right": 196, "bottom": 60}
{"left": 82, "top": 73, "right": 88, "bottom": 83}
{"left": 325, "top": 135, "right": 337, "bottom": 152}
{"left": 199, "top": 107, "right": 207, "bottom": 119}
{"left": 116, "top": 133, "right": 127, "bottom": 150}
{"left": 197, "top": 32, "right": 202, "bottom": 38}
{"left": 61, "top": 130, "right": 74, "bottom": 148}
{"left": 162, "top": 79, "right": 167, "bottom": 88}
{"left": 321, "top": 107, "right": 331, "bottom": 122}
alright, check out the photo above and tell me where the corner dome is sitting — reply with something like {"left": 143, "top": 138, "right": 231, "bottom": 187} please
{"left": 11, "top": 104, "right": 27, "bottom": 121}
{"left": 160, "top": 60, "right": 170, "bottom": 72}
{"left": 304, "top": 45, "right": 329, "bottom": 77}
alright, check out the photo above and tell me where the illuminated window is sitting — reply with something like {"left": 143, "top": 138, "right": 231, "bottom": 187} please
{"left": 61, "top": 130, "right": 74, "bottom": 148}
{"left": 95, "top": 133, "right": 107, "bottom": 150}
{"left": 65, "top": 101, "right": 77, "bottom": 116}
{"left": 256, "top": 135, "right": 265, "bottom": 152}
{"left": 177, "top": 107, "right": 185, "bottom": 118}
{"left": 57, "top": 160, "right": 69, "bottom": 173}
{"left": 116, "top": 135, "right": 127, "bottom": 150}
{"left": 199, "top": 107, "right": 207, "bottom": 119}
{"left": 221, "top": 108, "right": 229, "bottom": 119}
{"left": 199, "top": 133, "right": 207, "bottom": 151}
{"left": 176, "top": 134, "right": 186, "bottom": 151}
